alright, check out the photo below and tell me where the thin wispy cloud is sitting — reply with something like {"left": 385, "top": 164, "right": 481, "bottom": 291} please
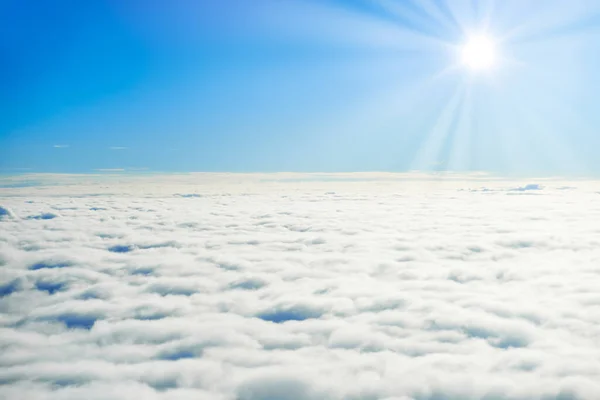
{"left": 53, "top": 144, "right": 69, "bottom": 148}
{"left": 94, "top": 168, "right": 125, "bottom": 172}
{"left": 109, "top": 146, "right": 127, "bottom": 150}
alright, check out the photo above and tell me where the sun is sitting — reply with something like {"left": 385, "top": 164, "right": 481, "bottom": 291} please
{"left": 460, "top": 35, "right": 497, "bottom": 71}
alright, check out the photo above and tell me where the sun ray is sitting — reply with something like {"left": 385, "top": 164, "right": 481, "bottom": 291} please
{"left": 477, "top": 0, "right": 499, "bottom": 33}
{"left": 469, "top": 59, "right": 588, "bottom": 176}
{"left": 505, "top": 78, "right": 589, "bottom": 174}
{"left": 411, "top": 79, "right": 467, "bottom": 171}
{"left": 257, "top": 0, "right": 448, "bottom": 52}
{"left": 371, "top": 0, "right": 461, "bottom": 41}
{"left": 428, "top": 0, "right": 465, "bottom": 37}
{"left": 498, "top": 0, "right": 600, "bottom": 44}
{"left": 446, "top": 82, "right": 474, "bottom": 171}
{"left": 421, "top": 0, "right": 464, "bottom": 36}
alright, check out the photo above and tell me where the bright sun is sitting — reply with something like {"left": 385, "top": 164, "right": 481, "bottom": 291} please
{"left": 461, "top": 35, "right": 497, "bottom": 70}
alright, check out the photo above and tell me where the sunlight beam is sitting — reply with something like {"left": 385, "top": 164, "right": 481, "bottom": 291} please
{"left": 411, "top": 80, "right": 467, "bottom": 171}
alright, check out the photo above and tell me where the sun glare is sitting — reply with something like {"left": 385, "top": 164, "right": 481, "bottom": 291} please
{"left": 461, "top": 35, "right": 496, "bottom": 71}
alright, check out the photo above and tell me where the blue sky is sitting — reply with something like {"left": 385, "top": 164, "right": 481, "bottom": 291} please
{"left": 2, "top": 0, "right": 600, "bottom": 174}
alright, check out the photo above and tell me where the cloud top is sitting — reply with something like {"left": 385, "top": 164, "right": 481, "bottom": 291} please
{"left": 1, "top": 173, "right": 600, "bottom": 399}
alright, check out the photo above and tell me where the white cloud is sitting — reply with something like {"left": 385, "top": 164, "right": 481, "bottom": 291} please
{"left": 109, "top": 147, "right": 128, "bottom": 150}
{"left": 1, "top": 173, "right": 600, "bottom": 399}
{"left": 53, "top": 145, "right": 69, "bottom": 148}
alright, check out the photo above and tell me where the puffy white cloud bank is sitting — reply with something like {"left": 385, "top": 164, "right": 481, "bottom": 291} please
{"left": 2, "top": 173, "right": 600, "bottom": 400}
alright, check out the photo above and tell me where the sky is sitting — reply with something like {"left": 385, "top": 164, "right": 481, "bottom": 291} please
{"left": 2, "top": 0, "right": 600, "bottom": 174}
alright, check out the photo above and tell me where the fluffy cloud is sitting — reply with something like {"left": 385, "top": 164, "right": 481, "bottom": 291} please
{"left": 1, "top": 173, "right": 600, "bottom": 400}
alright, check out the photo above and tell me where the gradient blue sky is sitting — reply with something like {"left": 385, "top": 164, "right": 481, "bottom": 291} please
{"left": 2, "top": 0, "right": 600, "bottom": 174}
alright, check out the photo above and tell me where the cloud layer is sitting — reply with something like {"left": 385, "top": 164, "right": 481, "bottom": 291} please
{"left": 2, "top": 173, "right": 600, "bottom": 399}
